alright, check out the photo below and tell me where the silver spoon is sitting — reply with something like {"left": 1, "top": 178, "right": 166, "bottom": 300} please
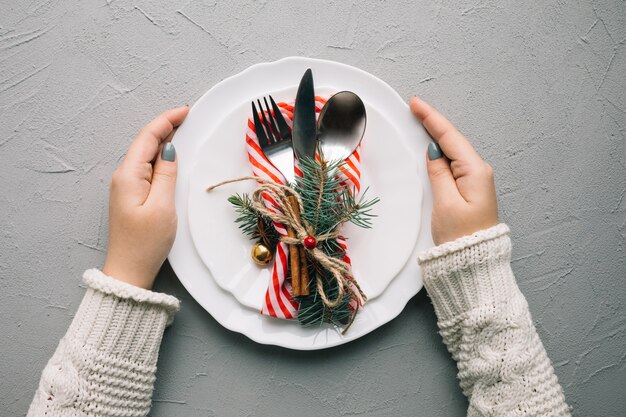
{"left": 317, "top": 91, "right": 367, "bottom": 162}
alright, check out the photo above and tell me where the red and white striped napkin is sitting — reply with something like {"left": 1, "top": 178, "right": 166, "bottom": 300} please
{"left": 245, "top": 96, "right": 363, "bottom": 319}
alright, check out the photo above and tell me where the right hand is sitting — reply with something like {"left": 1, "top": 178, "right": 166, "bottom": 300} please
{"left": 409, "top": 97, "right": 499, "bottom": 245}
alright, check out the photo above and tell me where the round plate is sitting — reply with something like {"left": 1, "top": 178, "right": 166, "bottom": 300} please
{"left": 169, "top": 57, "right": 434, "bottom": 350}
{"left": 188, "top": 86, "right": 421, "bottom": 309}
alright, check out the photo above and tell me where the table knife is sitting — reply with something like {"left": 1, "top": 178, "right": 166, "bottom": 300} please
{"left": 291, "top": 68, "right": 317, "bottom": 161}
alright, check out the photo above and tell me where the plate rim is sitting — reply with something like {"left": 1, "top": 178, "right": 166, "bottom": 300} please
{"left": 169, "top": 56, "right": 434, "bottom": 350}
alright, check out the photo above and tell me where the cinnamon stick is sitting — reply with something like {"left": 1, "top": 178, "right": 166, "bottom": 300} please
{"left": 287, "top": 196, "right": 311, "bottom": 297}
{"left": 298, "top": 247, "right": 310, "bottom": 296}
{"left": 286, "top": 197, "right": 301, "bottom": 296}
{"left": 289, "top": 196, "right": 310, "bottom": 296}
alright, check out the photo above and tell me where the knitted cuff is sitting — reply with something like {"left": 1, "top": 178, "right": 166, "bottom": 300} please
{"left": 65, "top": 269, "right": 180, "bottom": 366}
{"left": 418, "top": 224, "right": 519, "bottom": 323}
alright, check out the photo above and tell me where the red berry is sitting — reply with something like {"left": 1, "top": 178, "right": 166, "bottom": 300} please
{"left": 303, "top": 236, "right": 317, "bottom": 249}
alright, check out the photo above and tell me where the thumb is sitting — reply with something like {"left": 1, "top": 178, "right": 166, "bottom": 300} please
{"left": 425, "top": 142, "right": 462, "bottom": 205}
{"left": 148, "top": 142, "right": 178, "bottom": 207}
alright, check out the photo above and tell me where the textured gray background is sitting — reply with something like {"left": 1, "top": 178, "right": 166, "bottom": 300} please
{"left": 1, "top": 0, "right": 625, "bottom": 416}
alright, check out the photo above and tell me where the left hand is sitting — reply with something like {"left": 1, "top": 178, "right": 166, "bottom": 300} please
{"left": 103, "top": 106, "right": 189, "bottom": 289}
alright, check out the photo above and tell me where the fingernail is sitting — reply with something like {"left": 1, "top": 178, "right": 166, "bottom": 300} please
{"left": 428, "top": 142, "right": 443, "bottom": 160}
{"left": 161, "top": 143, "right": 176, "bottom": 162}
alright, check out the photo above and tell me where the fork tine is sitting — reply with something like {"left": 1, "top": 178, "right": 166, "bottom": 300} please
{"left": 263, "top": 97, "right": 282, "bottom": 142}
{"left": 258, "top": 99, "right": 278, "bottom": 144}
{"left": 251, "top": 101, "right": 269, "bottom": 147}
{"left": 269, "top": 96, "right": 291, "bottom": 140}
{"left": 251, "top": 97, "right": 295, "bottom": 184}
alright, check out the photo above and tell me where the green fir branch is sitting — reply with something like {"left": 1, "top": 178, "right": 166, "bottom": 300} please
{"left": 296, "top": 156, "right": 380, "bottom": 236}
{"left": 228, "top": 194, "right": 279, "bottom": 248}
{"left": 297, "top": 270, "right": 354, "bottom": 328}
{"left": 293, "top": 156, "right": 379, "bottom": 327}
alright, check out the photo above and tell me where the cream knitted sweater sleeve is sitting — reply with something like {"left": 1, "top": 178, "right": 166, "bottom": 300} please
{"left": 27, "top": 269, "right": 180, "bottom": 417}
{"left": 418, "top": 224, "right": 571, "bottom": 417}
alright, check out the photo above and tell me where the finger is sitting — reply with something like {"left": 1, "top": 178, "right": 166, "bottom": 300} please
{"left": 409, "top": 97, "right": 480, "bottom": 162}
{"left": 453, "top": 159, "right": 497, "bottom": 204}
{"left": 149, "top": 128, "right": 178, "bottom": 165}
{"left": 425, "top": 143, "right": 465, "bottom": 204}
{"left": 146, "top": 142, "right": 178, "bottom": 207}
{"left": 124, "top": 106, "right": 189, "bottom": 167}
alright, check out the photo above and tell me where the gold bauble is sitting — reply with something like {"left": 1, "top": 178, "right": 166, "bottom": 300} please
{"left": 251, "top": 242, "right": 272, "bottom": 266}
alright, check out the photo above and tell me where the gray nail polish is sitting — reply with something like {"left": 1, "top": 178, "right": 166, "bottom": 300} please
{"left": 161, "top": 143, "right": 176, "bottom": 162}
{"left": 428, "top": 142, "right": 443, "bottom": 160}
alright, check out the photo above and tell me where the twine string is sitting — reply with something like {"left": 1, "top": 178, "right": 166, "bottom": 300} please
{"left": 207, "top": 176, "right": 367, "bottom": 308}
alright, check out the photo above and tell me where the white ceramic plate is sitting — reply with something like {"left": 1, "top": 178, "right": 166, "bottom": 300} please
{"left": 188, "top": 85, "right": 421, "bottom": 309}
{"left": 169, "top": 57, "right": 434, "bottom": 350}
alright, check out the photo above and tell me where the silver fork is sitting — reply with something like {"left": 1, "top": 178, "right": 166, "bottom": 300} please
{"left": 252, "top": 96, "right": 294, "bottom": 184}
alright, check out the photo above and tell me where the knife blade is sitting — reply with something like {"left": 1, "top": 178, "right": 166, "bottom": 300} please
{"left": 291, "top": 68, "right": 317, "bottom": 161}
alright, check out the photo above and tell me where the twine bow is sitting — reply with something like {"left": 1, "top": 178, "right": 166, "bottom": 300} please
{"left": 207, "top": 176, "right": 367, "bottom": 308}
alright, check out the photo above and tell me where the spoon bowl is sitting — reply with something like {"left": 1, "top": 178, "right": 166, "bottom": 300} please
{"left": 317, "top": 91, "right": 367, "bottom": 162}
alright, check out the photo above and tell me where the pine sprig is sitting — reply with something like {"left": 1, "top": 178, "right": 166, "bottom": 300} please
{"left": 226, "top": 155, "right": 379, "bottom": 329}
{"left": 295, "top": 156, "right": 379, "bottom": 256}
{"left": 332, "top": 187, "right": 380, "bottom": 230}
{"left": 228, "top": 194, "right": 279, "bottom": 248}
{"left": 292, "top": 157, "right": 378, "bottom": 327}
{"left": 297, "top": 292, "right": 354, "bottom": 327}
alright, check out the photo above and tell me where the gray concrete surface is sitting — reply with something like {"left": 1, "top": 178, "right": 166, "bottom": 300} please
{"left": 1, "top": 1, "right": 625, "bottom": 416}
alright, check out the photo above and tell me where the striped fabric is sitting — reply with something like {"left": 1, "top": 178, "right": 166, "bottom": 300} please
{"left": 245, "top": 96, "right": 363, "bottom": 319}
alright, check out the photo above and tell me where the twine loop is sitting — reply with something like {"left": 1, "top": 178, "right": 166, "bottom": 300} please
{"left": 207, "top": 176, "right": 367, "bottom": 308}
